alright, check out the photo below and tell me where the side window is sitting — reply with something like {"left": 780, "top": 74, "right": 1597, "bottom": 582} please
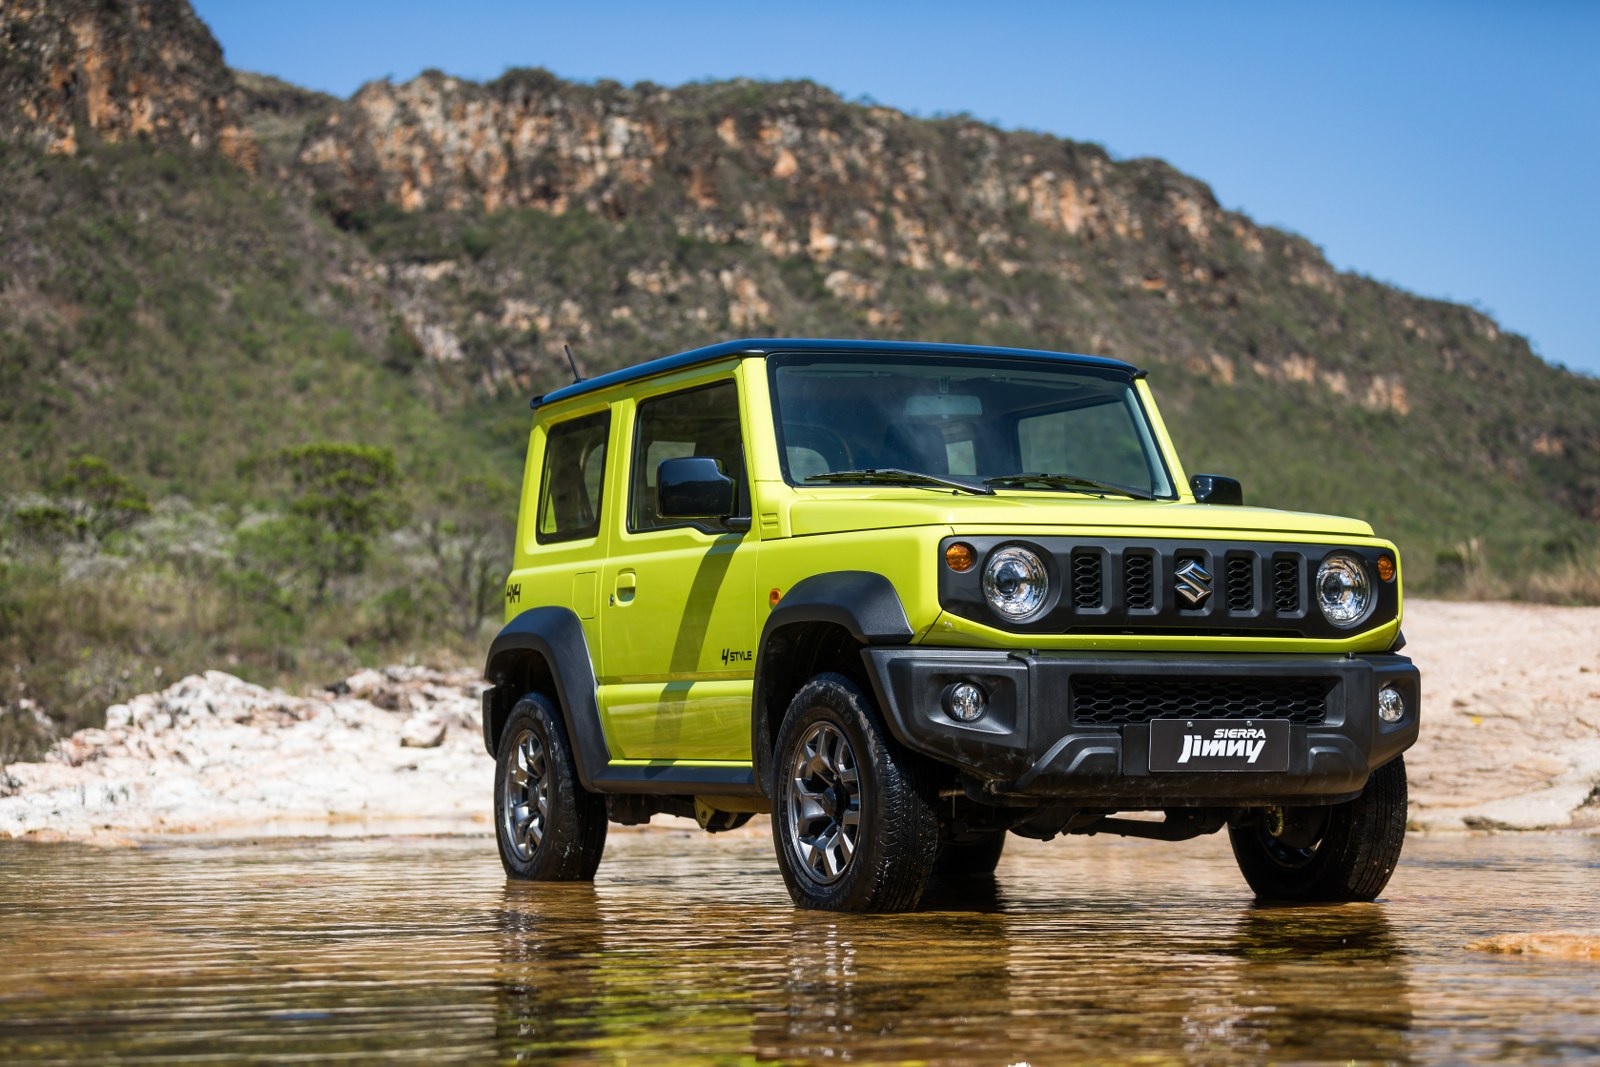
{"left": 630, "top": 380, "right": 747, "bottom": 532}
{"left": 536, "top": 411, "right": 610, "bottom": 543}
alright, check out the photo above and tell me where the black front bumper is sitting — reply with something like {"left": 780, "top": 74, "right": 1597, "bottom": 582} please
{"left": 864, "top": 649, "right": 1419, "bottom": 807}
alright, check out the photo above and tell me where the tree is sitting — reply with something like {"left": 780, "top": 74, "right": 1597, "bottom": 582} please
{"left": 10, "top": 455, "right": 151, "bottom": 549}
{"left": 417, "top": 475, "right": 517, "bottom": 637}
{"left": 242, "top": 443, "right": 405, "bottom": 605}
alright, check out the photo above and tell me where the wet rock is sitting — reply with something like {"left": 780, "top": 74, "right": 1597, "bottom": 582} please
{"left": 1466, "top": 933, "right": 1600, "bottom": 960}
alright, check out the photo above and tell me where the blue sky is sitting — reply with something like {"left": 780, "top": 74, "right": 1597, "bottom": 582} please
{"left": 192, "top": 1, "right": 1599, "bottom": 377}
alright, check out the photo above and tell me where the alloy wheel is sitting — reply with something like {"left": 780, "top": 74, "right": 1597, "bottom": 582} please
{"left": 785, "top": 721, "right": 862, "bottom": 884}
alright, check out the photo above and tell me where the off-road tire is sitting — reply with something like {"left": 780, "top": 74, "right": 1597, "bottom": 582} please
{"left": 495, "top": 693, "right": 607, "bottom": 881}
{"left": 933, "top": 831, "right": 1007, "bottom": 877}
{"left": 1229, "top": 755, "right": 1408, "bottom": 903}
{"left": 771, "top": 672, "right": 940, "bottom": 912}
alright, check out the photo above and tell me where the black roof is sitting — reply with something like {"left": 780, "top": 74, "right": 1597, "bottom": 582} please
{"left": 534, "top": 338, "right": 1141, "bottom": 408}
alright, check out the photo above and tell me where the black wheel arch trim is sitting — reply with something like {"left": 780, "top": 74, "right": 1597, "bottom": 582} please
{"left": 483, "top": 607, "right": 762, "bottom": 796}
{"left": 750, "top": 570, "right": 916, "bottom": 795}
{"left": 483, "top": 607, "right": 610, "bottom": 789}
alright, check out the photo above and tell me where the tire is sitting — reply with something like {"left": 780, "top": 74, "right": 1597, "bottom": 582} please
{"left": 1229, "top": 755, "right": 1408, "bottom": 903}
{"left": 494, "top": 692, "right": 607, "bottom": 881}
{"left": 770, "top": 672, "right": 940, "bottom": 912}
{"left": 933, "top": 831, "right": 1007, "bottom": 878}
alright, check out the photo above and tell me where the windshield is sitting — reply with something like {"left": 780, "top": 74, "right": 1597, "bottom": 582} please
{"left": 769, "top": 353, "right": 1175, "bottom": 498}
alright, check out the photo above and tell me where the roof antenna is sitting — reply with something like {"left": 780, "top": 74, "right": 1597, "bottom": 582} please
{"left": 563, "top": 343, "right": 584, "bottom": 383}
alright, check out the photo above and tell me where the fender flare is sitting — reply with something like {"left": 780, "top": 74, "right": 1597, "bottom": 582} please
{"left": 482, "top": 606, "right": 610, "bottom": 790}
{"left": 750, "top": 571, "right": 914, "bottom": 792}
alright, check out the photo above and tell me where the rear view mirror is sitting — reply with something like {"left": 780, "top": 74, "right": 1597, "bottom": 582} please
{"left": 658, "top": 456, "right": 736, "bottom": 517}
{"left": 1190, "top": 474, "right": 1244, "bottom": 506}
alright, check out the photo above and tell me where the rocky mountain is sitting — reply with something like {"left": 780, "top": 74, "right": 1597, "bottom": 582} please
{"left": 0, "top": 0, "right": 254, "bottom": 166}
{"left": 1, "top": 0, "right": 1599, "bottom": 741}
{"left": 283, "top": 68, "right": 1600, "bottom": 561}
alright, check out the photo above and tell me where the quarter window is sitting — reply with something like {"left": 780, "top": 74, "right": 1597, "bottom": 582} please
{"left": 536, "top": 411, "right": 610, "bottom": 543}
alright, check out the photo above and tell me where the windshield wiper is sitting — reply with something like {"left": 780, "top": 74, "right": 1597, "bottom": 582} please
{"left": 805, "top": 468, "right": 993, "bottom": 496}
{"left": 983, "top": 472, "right": 1155, "bottom": 500}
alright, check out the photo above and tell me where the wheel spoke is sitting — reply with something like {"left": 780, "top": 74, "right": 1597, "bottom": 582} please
{"left": 784, "top": 719, "right": 865, "bottom": 886}
{"left": 501, "top": 726, "right": 556, "bottom": 862}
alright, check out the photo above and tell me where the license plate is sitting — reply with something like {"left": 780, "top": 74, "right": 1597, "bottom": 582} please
{"left": 1148, "top": 718, "right": 1290, "bottom": 772}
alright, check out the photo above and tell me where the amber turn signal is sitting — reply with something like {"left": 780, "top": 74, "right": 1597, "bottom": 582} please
{"left": 769, "top": 588, "right": 783, "bottom": 607}
{"left": 1376, "top": 555, "right": 1396, "bottom": 582}
{"left": 944, "top": 543, "right": 976, "bottom": 572}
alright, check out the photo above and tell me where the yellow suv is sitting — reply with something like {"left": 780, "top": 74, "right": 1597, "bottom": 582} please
{"left": 482, "top": 339, "right": 1419, "bottom": 911}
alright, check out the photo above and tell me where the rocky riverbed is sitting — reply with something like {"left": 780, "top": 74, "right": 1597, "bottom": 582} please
{"left": 2, "top": 599, "right": 1597, "bottom": 841}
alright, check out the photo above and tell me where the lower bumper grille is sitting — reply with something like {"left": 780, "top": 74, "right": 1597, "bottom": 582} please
{"left": 1071, "top": 675, "right": 1332, "bottom": 726}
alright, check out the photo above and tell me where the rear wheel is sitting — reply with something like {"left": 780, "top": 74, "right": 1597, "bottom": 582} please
{"left": 1229, "top": 756, "right": 1408, "bottom": 902}
{"left": 771, "top": 673, "right": 939, "bottom": 912}
{"left": 495, "top": 693, "right": 607, "bottom": 881}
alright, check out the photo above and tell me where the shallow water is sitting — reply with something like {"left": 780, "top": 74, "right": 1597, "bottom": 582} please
{"left": 0, "top": 828, "right": 1596, "bottom": 1064}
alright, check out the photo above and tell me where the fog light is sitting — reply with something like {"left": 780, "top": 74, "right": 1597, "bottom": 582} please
{"left": 1377, "top": 685, "right": 1405, "bottom": 723}
{"left": 942, "top": 681, "right": 988, "bottom": 723}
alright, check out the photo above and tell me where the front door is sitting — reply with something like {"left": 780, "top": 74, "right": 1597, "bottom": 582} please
{"left": 597, "top": 374, "right": 757, "bottom": 762}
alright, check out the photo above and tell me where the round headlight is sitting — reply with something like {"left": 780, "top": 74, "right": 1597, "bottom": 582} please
{"left": 983, "top": 546, "right": 1049, "bottom": 621}
{"left": 1315, "top": 552, "right": 1373, "bottom": 627}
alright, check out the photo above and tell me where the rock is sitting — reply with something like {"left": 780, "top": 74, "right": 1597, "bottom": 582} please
{"left": 399, "top": 713, "right": 448, "bottom": 749}
{"left": 0, "top": 0, "right": 256, "bottom": 167}
{"left": 0, "top": 666, "right": 487, "bottom": 841}
{"left": 1466, "top": 933, "right": 1600, "bottom": 960}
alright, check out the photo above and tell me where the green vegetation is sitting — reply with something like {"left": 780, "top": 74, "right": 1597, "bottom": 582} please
{"left": 3, "top": 64, "right": 1598, "bottom": 760}
{"left": 0, "top": 140, "right": 522, "bottom": 759}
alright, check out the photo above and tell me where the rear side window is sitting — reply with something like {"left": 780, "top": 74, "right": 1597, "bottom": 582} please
{"left": 537, "top": 411, "right": 610, "bottom": 543}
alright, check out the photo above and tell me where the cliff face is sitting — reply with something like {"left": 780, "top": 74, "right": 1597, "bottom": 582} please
{"left": 297, "top": 72, "right": 1225, "bottom": 270}
{"left": 0, "top": 0, "right": 254, "bottom": 167}
{"left": 290, "top": 70, "right": 1600, "bottom": 522}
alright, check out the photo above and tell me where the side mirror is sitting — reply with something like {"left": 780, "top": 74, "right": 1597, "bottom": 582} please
{"left": 1190, "top": 473, "right": 1244, "bottom": 506}
{"left": 658, "top": 456, "right": 736, "bottom": 518}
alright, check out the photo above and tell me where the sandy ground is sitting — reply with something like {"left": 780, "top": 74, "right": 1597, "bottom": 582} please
{"left": 1400, "top": 599, "right": 1600, "bottom": 830}
{"left": 2, "top": 599, "right": 1597, "bottom": 842}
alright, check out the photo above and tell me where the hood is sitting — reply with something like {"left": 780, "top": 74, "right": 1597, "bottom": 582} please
{"left": 784, "top": 491, "right": 1378, "bottom": 541}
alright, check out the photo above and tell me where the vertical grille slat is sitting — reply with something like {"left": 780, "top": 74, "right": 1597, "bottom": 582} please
{"left": 1273, "top": 556, "right": 1301, "bottom": 613}
{"left": 1123, "top": 552, "right": 1154, "bottom": 611}
{"left": 1072, "top": 551, "right": 1103, "bottom": 609}
{"left": 1226, "top": 555, "right": 1254, "bottom": 613}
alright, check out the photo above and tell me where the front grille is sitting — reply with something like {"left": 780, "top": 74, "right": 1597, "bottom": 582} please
{"left": 1274, "top": 556, "right": 1301, "bottom": 613}
{"left": 1071, "top": 675, "right": 1331, "bottom": 726}
{"left": 936, "top": 536, "right": 1394, "bottom": 639}
{"left": 1124, "top": 552, "right": 1154, "bottom": 610}
{"left": 1072, "top": 550, "right": 1102, "bottom": 609}
{"left": 1226, "top": 555, "right": 1253, "bottom": 612}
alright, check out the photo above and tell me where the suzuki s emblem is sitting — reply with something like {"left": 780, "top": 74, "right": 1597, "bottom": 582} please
{"left": 1174, "top": 559, "right": 1213, "bottom": 607}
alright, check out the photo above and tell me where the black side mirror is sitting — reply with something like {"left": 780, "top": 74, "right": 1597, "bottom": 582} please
{"left": 1190, "top": 473, "right": 1244, "bottom": 506}
{"left": 658, "top": 456, "right": 736, "bottom": 518}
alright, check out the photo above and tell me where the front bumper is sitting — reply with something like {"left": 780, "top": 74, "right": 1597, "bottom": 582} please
{"left": 864, "top": 649, "right": 1419, "bottom": 807}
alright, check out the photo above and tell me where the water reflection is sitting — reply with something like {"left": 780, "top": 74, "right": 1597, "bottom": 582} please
{"left": 0, "top": 832, "right": 1596, "bottom": 1064}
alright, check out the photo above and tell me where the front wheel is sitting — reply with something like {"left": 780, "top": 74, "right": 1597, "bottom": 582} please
{"left": 494, "top": 693, "right": 607, "bottom": 881}
{"left": 1229, "top": 755, "right": 1408, "bottom": 902}
{"left": 771, "top": 673, "right": 939, "bottom": 912}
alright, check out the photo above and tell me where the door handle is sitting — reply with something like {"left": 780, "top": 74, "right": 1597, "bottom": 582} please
{"left": 613, "top": 571, "right": 637, "bottom": 605}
